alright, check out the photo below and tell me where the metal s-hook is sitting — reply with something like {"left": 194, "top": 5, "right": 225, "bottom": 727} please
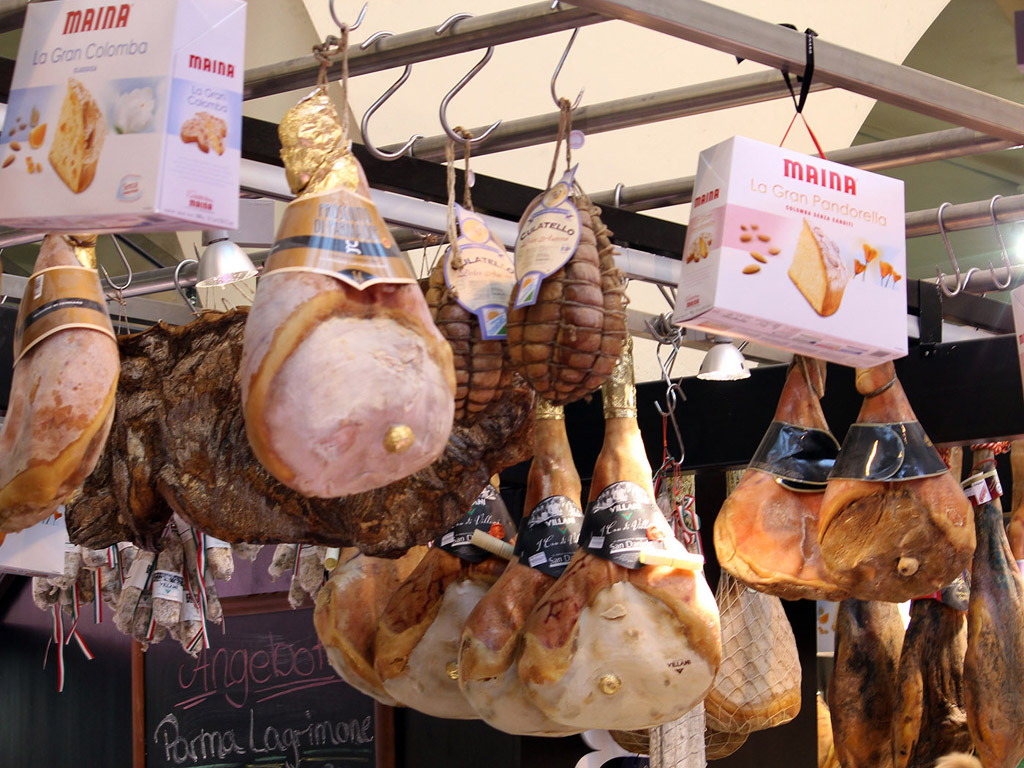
{"left": 550, "top": 28, "right": 584, "bottom": 110}
{"left": 100, "top": 234, "right": 133, "bottom": 293}
{"left": 935, "top": 201, "right": 974, "bottom": 297}
{"left": 650, "top": 329, "right": 686, "bottom": 463}
{"left": 359, "top": 31, "right": 424, "bottom": 160}
{"left": 436, "top": 15, "right": 501, "bottom": 146}
{"left": 329, "top": 0, "right": 367, "bottom": 31}
{"left": 986, "top": 194, "right": 1013, "bottom": 290}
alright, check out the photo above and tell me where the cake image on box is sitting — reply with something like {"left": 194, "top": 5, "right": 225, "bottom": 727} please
{"left": 180, "top": 112, "right": 227, "bottom": 156}
{"left": 48, "top": 78, "right": 106, "bottom": 194}
{"left": 787, "top": 219, "right": 850, "bottom": 317}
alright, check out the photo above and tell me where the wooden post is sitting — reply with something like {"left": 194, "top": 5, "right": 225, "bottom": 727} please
{"left": 132, "top": 639, "right": 145, "bottom": 768}
{"left": 375, "top": 701, "right": 396, "bottom": 768}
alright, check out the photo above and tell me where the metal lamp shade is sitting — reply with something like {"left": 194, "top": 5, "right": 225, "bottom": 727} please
{"left": 195, "top": 238, "right": 259, "bottom": 287}
{"left": 697, "top": 341, "right": 749, "bottom": 381}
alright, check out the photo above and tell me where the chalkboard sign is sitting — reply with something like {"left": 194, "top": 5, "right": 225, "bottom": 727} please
{"left": 145, "top": 606, "right": 375, "bottom": 768}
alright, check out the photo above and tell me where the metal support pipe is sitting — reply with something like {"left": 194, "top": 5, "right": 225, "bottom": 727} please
{"left": 382, "top": 71, "right": 831, "bottom": 161}
{"left": 906, "top": 193, "right": 1024, "bottom": 238}
{"left": 243, "top": 2, "right": 604, "bottom": 101}
{"left": 590, "top": 127, "right": 1020, "bottom": 211}
{"left": 571, "top": 0, "right": 1024, "bottom": 143}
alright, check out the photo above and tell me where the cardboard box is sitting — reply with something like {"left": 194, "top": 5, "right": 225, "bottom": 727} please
{"left": 0, "top": 511, "right": 68, "bottom": 577}
{"left": 0, "top": 0, "right": 245, "bottom": 232}
{"left": 673, "top": 136, "right": 908, "bottom": 367}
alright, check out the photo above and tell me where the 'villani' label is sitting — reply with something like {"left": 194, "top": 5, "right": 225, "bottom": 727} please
{"left": 580, "top": 481, "right": 675, "bottom": 569}
{"left": 514, "top": 496, "right": 582, "bottom": 578}
{"left": 13, "top": 266, "right": 115, "bottom": 365}
{"left": 512, "top": 165, "right": 582, "bottom": 309}
{"left": 265, "top": 187, "right": 415, "bottom": 290}
{"left": 445, "top": 204, "right": 516, "bottom": 340}
{"left": 435, "top": 484, "right": 517, "bottom": 563}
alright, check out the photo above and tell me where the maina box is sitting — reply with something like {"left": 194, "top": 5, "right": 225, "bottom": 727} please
{"left": 0, "top": 0, "right": 245, "bottom": 232}
{"left": 672, "top": 136, "right": 908, "bottom": 367}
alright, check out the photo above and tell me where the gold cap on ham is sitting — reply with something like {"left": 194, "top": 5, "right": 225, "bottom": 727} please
{"left": 602, "top": 335, "right": 636, "bottom": 419}
{"left": 63, "top": 234, "right": 97, "bottom": 269}
{"left": 278, "top": 87, "right": 360, "bottom": 197}
{"left": 535, "top": 398, "right": 564, "bottom": 421}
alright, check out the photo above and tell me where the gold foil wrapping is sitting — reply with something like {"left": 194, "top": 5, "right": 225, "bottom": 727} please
{"left": 602, "top": 335, "right": 637, "bottom": 419}
{"left": 536, "top": 398, "right": 564, "bottom": 421}
{"left": 278, "top": 87, "right": 360, "bottom": 198}
{"left": 64, "top": 234, "right": 97, "bottom": 269}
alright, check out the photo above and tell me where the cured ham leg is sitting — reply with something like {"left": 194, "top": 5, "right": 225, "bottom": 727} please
{"left": 714, "top": 356, "right": 845, "bottom": 600}
{"left": 313, "top": 546, "right": 427, "bottom": 706}
{"left": 518, "top": 339, "right": 721, "bottom": 731}
{"left": 0, "top": 234, "right": 118, "bottom": 532}
{"left": 828, "top": 599, "right": 904, "bottom": 768}
{"left": 963, "top": 446, "right": 1024, "bottom": 768}
{"left": 1009, "top": 441, "right": 1024, "bottom": 566}
{"left": 820, "top": 363, "right": 974, "bottom": 602}
{"left": 459, "top": 400, "right": 583, "bottom": 736}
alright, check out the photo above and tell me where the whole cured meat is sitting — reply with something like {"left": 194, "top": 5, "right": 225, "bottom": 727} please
{"left": 518, "top": 340, "right": 721, "bottom": 731}
{"left": 506, "top": 191, "right": 627, "bottom": 405}
{"left": 819, "top": 363, "right": 975, "bottom": 602}
{"left": 1009, "top": 441, "right": 1024, "bottom": 563}
{"left": 892, "top": 598, "right": 971, "bottom": 768}
{"left": 818, "top": 694, "right": 841, "bottom": 768}
{"left": 314, "top": 546, "right": 427, "bottom": 706}
{"left": 240, "top": 87, "right": 455, "bottom": 498}
{"left": 704, "top": 571, "right": 801, "bottom": 734}
{"left": 650, "top": 703, "right": 706, "bottom": 768}
{"left": 714, "top": 357, "right": 846, "bottom": 601}
{"left": 459, "top": 399, "right": 582, "bottom": 736}
{"left": 64, "top": 310, "right": 534, "bottom": 556}
{"left": 828, "top": 599, "right": 904, "bottom": 768}
{"left": 0, "top": 234, "right": 118, "bottom": 532}
{"left": 963, "top": 447, "right": 1024, "bottom": 768}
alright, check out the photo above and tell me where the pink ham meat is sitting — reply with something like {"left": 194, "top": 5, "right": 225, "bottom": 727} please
{"left": 240, "top": 88, "right": 455, "bottom": 498}
{"left": 819, "top": 363, "right": 974, "bottom": 602}
{"left": 0, "top": 234, "right": 118, "bottom": 532}
{"left": 714, "top": 356, "right": 846, "bottom": 601}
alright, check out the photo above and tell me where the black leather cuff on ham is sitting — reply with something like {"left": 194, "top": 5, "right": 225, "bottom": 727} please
{"left": 714, "top": 356, "right": 846, "bottom": 601}
{"left": 819, "top": 362, "right": 975, "bottom": 603}
{"left": 0, "top": 234, "right": 118, "bottom": 533}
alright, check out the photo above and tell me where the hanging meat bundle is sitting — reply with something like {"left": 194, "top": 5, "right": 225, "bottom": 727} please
{"left": 374, "top": 484, "right": 514, "bottom": 719}
{"left": 239, "top": 87, "right": 455, "bottom": 498}
{"left": 0, "top": 234, "right": 118, "bottom": 533}
{"left": 314, "top": 546, "right": 427, "bottom": 706}
{"left": 714, "top": 356, "right": 846, "bottom": 600}
{"left": 1009, "top": 440, "right": 1024, "bottom": 567}
{"left": 819, "top": 362, "right": 975, "bottom": 602}
{"left": 506, "top": 168, "right": 627, "bottom": 405}
{"left": 963, "top": 445, "right": 1024, "bottom": 768}
{"left": 828, "top": 599, "right": 904, "bottom": 768}
{"left": 459, "top": 399, "right": 583, "bottom": 736}
{"left": 518, "top": 339, "right": 721, "bottom": 731}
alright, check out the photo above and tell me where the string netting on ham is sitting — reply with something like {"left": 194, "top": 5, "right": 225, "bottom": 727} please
{"left": 704, "top": 724, "right": 748, "bottom": 760}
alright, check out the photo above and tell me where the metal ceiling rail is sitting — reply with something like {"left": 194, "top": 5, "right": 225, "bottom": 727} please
{"left": 570, "top": 0, "right": 1024, "bottom": 144}
{"left": 243, "top": 2, "right": 605, "bottom": 101}
{"left": 380, "top": 71, "right": 832, "bottom": 161}
{"left": 0, "top": 0, "right": 26, "bottom": 34}
{"left": 588, "top": 127, "right": 1019, "bottom": 211}
{"left": 906, "top": 193, "right": 1024, "bottom": 238}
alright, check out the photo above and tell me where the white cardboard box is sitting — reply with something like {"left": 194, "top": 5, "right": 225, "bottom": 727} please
{"left": 0, "top": 0, "right": 245, "bottom": 232}
{"left": 673, "top": 136, "right": 908, "bottom": 367}
{"left": 0, "top": 512, "right": 67, "bottom": 577}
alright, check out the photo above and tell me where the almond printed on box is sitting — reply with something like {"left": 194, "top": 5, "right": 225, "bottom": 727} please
{"left": 673, "top": 136, "right": 907, "bottom": 367}
{"left": 0, "top": 0, "right": 245, "bottom": 232}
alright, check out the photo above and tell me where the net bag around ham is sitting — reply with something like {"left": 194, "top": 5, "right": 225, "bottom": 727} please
{"left": 518, "top": 338, "right": 721, "bottom": 731}
{"left": 819, "top": 362, "right": 975, "bottom": 602}
{"left": 459, "top": 399, "right": 584, "bottom": 736}
{"left": 714, "top": 356, "right": 846, "bottom": 601}
{"left": 239, "top": 86, "right": 455, "bottom": 498}
{"left": 0, "top": 234, "right": 118, "bottom": 533}
{"left": 375, "top": 484, "right": 514, "bottom": 719}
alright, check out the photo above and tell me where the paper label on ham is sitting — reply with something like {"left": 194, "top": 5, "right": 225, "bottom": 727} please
{"left": 512, "top": 166, "right": 582, "bottom": 309}
{"left": 916, "top": 569, "right": 971, "bottom": 610}
{"left": 513, "top": 495, "right": 582, "bottom": 577}
{"left": 445, "top": 204, "right": 516, "bottom": 340}
{"left": 151, "top": 570, "right": 184, "bottom": 603}
{"left": 829, "top": 421, "right": 948, "bottom": 481}
{"left": 434, "top": 484, "right": 516, "bottom": 563}
{"left": 748, "top": 421, "right": 839, "bottom": 491}
{"left": 580, "top": 481, "right": 673, "bottom": 569}
{"left": 13, "top": 265, "right": 115, "bottom": 365}
{"left": 264, "top": 187, "right": 415, "bottom": 289}
{"left": 182, "top": 592, "right": 201, "bottom": 622}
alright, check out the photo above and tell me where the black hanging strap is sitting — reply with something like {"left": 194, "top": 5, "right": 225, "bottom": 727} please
{"left": 782, "top": 28, "right": 819, "bottom": 114}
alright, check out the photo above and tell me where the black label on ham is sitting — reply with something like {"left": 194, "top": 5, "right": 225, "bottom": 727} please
{"left": 434, "top": 484, "right": 516, "bottom": 563}
{"left": 829, "top": 421, "right": 949, "bottom": 481}
{"left": 513, "top": 495, "right": 582, "bottom": 577}
{"left": 579, "top": 481, "right": 672, "bottom": 570}
{"left": 748, "top": 421, "right": 840, "bottom": 491}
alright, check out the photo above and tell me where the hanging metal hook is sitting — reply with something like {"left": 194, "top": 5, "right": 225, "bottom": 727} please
{"left": 173, "top": 245, "right": 201, "bottom": 317}
{"left": 436, "top": 15, "right": 501, "bottom": 146}
{"left": 550, "top": 28, "right": 584, "bottom": 110}
{"left": 100, "top": 235, "right": 133, "bottom": 293}
{"left": 652, "top": 338, "right": 686, "bottom": 463}
{"left": 359, "top": 31, "right": 424, "bottom": 160}
{"left": 329, "top": 0, "right": 368, "bottom": 32}
{"left": 935, "top": 201, "right": 976, "bottom": 297}
{"left": 986, "top": 194, "right": 1013, "bottom": 290}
